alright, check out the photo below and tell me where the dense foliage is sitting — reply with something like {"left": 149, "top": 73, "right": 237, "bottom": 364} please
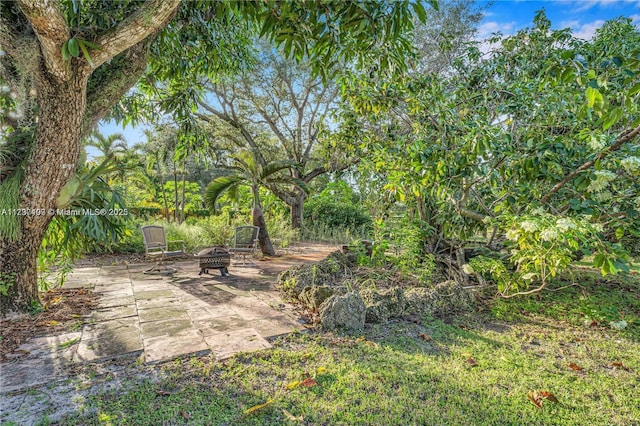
{"left": 341, "top": 12, "right": 640, "bottom": 295}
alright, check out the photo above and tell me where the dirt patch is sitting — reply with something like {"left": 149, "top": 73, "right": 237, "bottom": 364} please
{"left": 0, "top": 288, "right": 99, "bottom": 361}
{"left": 72, "top": 242, "right": 338, "bottom": 268}
{"left": 72, "top": 252, "right": 154, "bottom": 267}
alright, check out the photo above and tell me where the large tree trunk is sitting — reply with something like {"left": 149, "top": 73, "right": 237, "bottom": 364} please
{"left": 0, "top": 237, "right": 42, "bottom": 316}
{"left": 0, "top": 0, "right": 180, "bottom": 316}
{"left": 290, "top": 194, "right": 305, "bottom": 229}
{"left": 1, "top": 74, "right": 87, "bottom": 316}
{"left": 251, "top": 186, "right": 276, "bottom": 256}
{"left": 252, "top": 206, "right": 276, "bottom": 256}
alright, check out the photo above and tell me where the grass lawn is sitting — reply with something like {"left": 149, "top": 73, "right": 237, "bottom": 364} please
{"left": 51, "top": 268, "right": 639, "bottom": 425}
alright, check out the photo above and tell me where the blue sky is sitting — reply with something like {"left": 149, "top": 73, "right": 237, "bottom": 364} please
{"left": 96, "top": 0, "right": 640, "bottom": 155}
{"left": 477, "top": 0, "right": 640, "bottom": 40}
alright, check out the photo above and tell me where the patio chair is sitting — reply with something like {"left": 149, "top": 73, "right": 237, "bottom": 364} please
{"left": 228, "top": 225, "right": 260, "bottom": 265}
{"left": 141, "top": 225, "right": 186, "bottom": 274}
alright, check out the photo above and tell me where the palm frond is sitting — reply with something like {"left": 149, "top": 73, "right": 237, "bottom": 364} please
{"left": 232, "top": 149, "right": 256, "bottom": 174}
{"left": 204, "top": 175, "right": 246, "bottom": 212}
{"left": 259, "top": 159, "right": 300, "bottom": 180}
{"left": 266, "top": 176, "right": 310, "bottom": 195}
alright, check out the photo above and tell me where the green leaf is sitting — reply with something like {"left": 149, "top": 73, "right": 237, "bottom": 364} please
{"left": 78, "top": 39, "right": 101, "bottom": 50}
{"left": 585, "top": 87, "right": 603, "bottom": 108}
{"left": 61, "top": 41, "right": 70, "bottom": 61}
{"left": 602, "top": 107, "right": 622, "bottom": 130}
{"left": 56, "top": 175, "right": 83, "bottom": 208}
{"left": 78, "top": 40, "right": 94, "bottom": 68}
{"left": 204, "top": 176, "right": 245, "bottom": 212}
{"left": 605, "top": 258, "right": 617, "bottom": 275}
{"left": 67, "top": 38, "right": 80, "bottom": 57}
{"left": 411, "top": 2, "right": 427, "bottom": 23}
{"left": 613, "top": 260, "right": 629, "bottom": 274}
{"left": 593, "top": 253, "right": 605, "bottom": 268}
{"left": 587, "top": 69, "right": 596, "bottom": 80}
{"left": 586, "top": 87, "right": 596, "bottom": 108}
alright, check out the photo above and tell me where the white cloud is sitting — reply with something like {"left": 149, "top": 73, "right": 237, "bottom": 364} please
{"left": 476, "top": 21, "right": 518, "bottom": 54}
{"left": 560, "top": 13, "right": 639, "bottom": 41}
{"left": 559, "top": 20, "right": 580, "bottom": 28}
{"left": 573, "top": 1, "right": 611, "bottom": 12}
{"left": 572, "top": 0, "right": 640, "bottom": 12}
{"left": 477, "top": 21, "right": 517, "bottom": 39}
{"left": 571, "top": 19, "right": 606, "bottom": 40}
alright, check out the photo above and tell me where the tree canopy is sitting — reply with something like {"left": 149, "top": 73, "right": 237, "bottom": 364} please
{"left": 0, "top": 0, "right": 432, "bottom": 314}
{"left": 341, "top": 11, "right": 640, "bottom": 294}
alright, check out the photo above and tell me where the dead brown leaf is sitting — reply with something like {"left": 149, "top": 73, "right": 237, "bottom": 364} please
{"left": 299, "top": 377, "right": 317, "bottom": 387}
{"left": 418, "top": 333, "right": 432, "bottom": 341}
{"left": 540, "top": 391, "right": 559, "bottom": 403}
{"left": 179, "top": 410, "right": 191, "bottom": 419}
{"left": 611, "top": 362, "right": 630, "bottom": 371}
{"left": 568, "top": 362, "right": 583, "bottom": 371}
{"left": 0, "top": 288, "right": 99, "bottom": 362}
{"left": 527, "top": 390, "right": 543, "bottom": 408}
{"left": 156, "top": 390, "right": 172, "bottom": 396}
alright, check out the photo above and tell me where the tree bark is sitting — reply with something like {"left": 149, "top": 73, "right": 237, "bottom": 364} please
{"left": 1, "top": 72, "right": 87, "bottom": 315}
{"left": 290, "top": 194, "right": 305, "bottom": 229}
{"left": 251, "top": 186, "right": 275, "bottom": 256}
{"left": 1, "top": 0, "right": 180, "bottom": 315}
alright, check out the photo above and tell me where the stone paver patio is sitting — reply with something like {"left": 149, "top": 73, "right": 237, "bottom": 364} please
{"left": 0, "top": 244, "right": 336, "bottom": 396}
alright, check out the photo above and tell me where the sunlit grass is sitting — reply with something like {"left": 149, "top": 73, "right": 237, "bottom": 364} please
{"left": 56, "top": 269, "right": 639, "bottom": 425}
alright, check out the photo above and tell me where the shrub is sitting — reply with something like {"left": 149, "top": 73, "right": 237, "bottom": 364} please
{"left": 304, "top": 180, "right": 372, "bottom": 233}
{"left": 305, "top": 199, "right": 372, "bottom": 230}
{"left": 266, "top": 212, "right": 299, "bottom": 248}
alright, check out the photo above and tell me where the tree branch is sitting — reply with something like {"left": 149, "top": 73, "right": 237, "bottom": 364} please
{"left": 541, "top": 124, "right": 640, "bottom": 204}
{"left": 17, "top": 0, "right": 70, "bottom": 81}
{"left": 91, "top": 0, "right": 180, "bottom": 69}
{"left": 83, "top": 38, "right": 154, "bottom": 137}
{"left": 197, "top": 97, "right": 266, "bottom": 164}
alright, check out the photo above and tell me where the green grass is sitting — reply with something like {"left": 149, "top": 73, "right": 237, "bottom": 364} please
{"left": 56, "top": 269, "right": 639, "bottom": 425}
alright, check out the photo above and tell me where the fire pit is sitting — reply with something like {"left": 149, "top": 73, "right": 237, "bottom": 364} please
{"left": 195, "top": 247, "right": 231, "bottom": 276}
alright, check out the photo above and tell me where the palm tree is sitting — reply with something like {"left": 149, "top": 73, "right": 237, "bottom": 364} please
{"left": 138, "top": 130, "right": 172, "bottom": 222}
{"left": 204, "top": 149, "right": 308, "bottom": 256}
{"left": 86, "top": 131, "right": 128, "bottom": 159}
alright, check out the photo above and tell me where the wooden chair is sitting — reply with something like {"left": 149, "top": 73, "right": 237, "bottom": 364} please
{"left": 141, "top": 225, "right": 186, "bottom": 274}
{"left": 228, "top": 225, "right": 260, "bottom": 265}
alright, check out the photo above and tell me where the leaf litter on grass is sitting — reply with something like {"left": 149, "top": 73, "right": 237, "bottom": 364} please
{"left": 568, "top": 362, "right": 583, "bottom": 371}
{"left": 528, "top": 390, "right": 559, "bottom": 408}
{"left": 244, "top": 398, "right": 275, "bottom": 415}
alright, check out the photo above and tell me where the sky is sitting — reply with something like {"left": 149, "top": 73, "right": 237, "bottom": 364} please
{"left": 95, "top": 0, "right": 640, "bottom": 157}
{"left": 477, "top": 0, "right": 640, "bottom": 41}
